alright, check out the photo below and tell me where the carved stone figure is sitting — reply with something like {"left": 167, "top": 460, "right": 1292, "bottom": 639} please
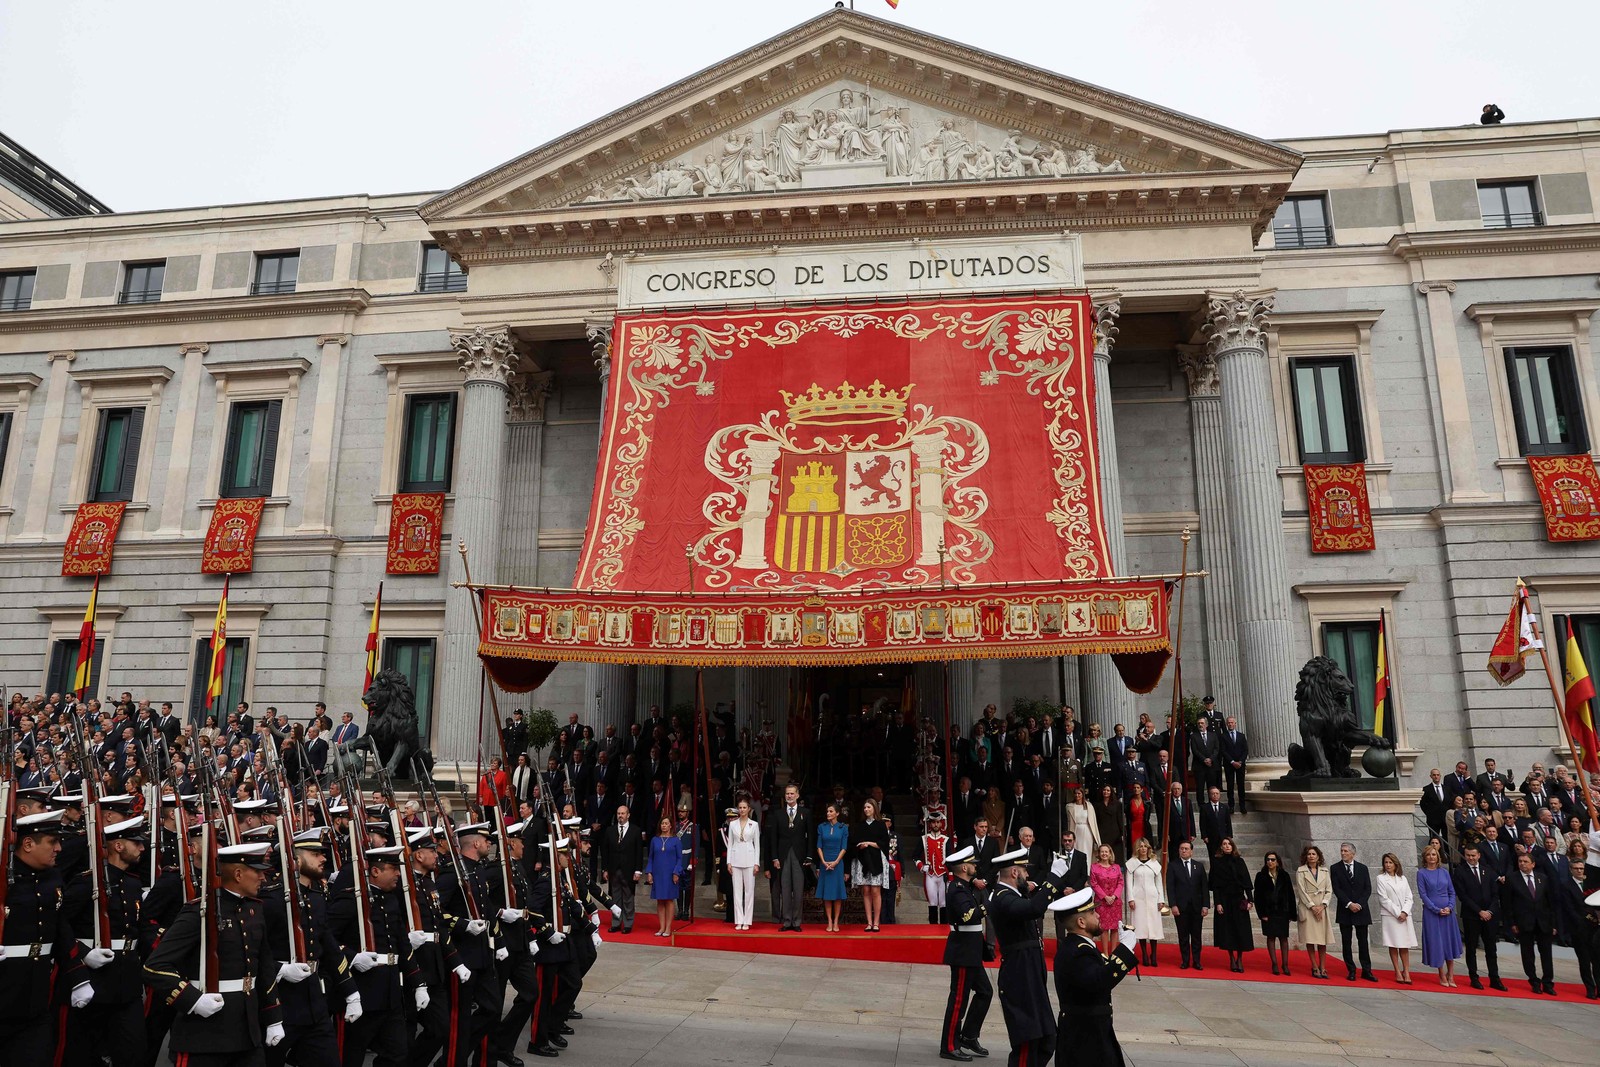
{"left": 767, "top": 111, "right": 810, "bottom": 181}
{"left": 877, "top": 107, "right": 912, "bottom": 176}
{"left": 742, "top": 153, "right": 782, "bottom": 192}
{"left": 1035, "top": 142, "right": 1069, "bottom": 177}
{"left": 834, "top": 89, "right": 883, "bottom": 160}
{"left": 719, "top": 133, "right": 750, "bottom": 190}
{"left": 334, "top": 668, "right": 433, "bottom": 779}
{"left": 996, "top": 130, "right": 1039, "bottom": 177}
{"left": 1285, "top": 656, "right": 1393, "bottom": 779}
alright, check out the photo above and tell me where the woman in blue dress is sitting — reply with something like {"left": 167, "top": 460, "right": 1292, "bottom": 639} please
{"left": 1415, "top": 843, "right": 1462, "bottom": 987}
{"left": 645, "top": 815, "right": 685, "bottom": 936}
{"left": 815, "top": 803, "right": 849, "bottom": 932}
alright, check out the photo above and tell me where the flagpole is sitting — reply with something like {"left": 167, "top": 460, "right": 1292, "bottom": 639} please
{"left": 1373, "top": 608, "right": 1388, "bottom": 739}
{"left": 1523, "top": 592, "right": 1600, "bottom": 831}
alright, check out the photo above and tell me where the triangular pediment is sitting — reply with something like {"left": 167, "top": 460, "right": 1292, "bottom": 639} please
{"left": 423, "top": 10, "right": 1299, "bottom": 232}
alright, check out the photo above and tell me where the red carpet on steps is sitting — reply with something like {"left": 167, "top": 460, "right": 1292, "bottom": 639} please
{"left": 606, "top": 922, "right": 1594, "bottom": 1004}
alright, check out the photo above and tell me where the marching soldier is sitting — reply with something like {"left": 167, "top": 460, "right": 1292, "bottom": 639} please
{"left": 63, "top": 815, "right": 150, "bottom": 1067}
{"left": 988, "top": 845, "right": 1068, "bottom": 1067}
{"left": 526, "top": 837, "right": 580, "bottom": 1058}
{"left": 939, "top": 844, "right": 991, "bottom": 1063}
{"left": 1048, "top": 887, "right": 1139, "bottom": 1067}
{"left": 489, "top": 820, "right": 540, "bottom": 1067}
{"left": 406, "top": 828, "right": 474, "bottom": 1067}
{"left": 1, "top": 810, "right": 71, "bottom": 1062}
{"left": 143, "top": 842, "right": 287, "bottom": 1066}
{"left": 435, "top": 824, "right": 501, "bottom": 1063}
{"left": 327, "top": 844, "right": 415, "bottom": 1067}
{"left": 140, "top": 811, "right": 205, "bottom": 1067}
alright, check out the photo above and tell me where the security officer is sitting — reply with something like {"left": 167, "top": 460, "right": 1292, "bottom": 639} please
{"left": 988, "top": 845, "right": 1068, "bottom": 1067}
{"left": 63, "top": 815, "right": 150, "bottom": 1067}
{"left": 939, "top": 844, "right": 990, "bottom": 1063}
{"left": 0, "top": 810, "right": 70, "bottom": 1063}
{"left": 327, "top": 845, "right": 416, "bottom": 1067}
{"left": 1048, "top": 887, "right": 1139, "bottom": 1067}
{"left": 263, "top": 828, "right": 361, "bottom": 1067}
{"left": 406, "top": 827, "right": 474, "bottom": 1067}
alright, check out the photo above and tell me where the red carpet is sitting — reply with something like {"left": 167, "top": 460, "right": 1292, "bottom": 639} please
{"left": 608, "top": 922, "right": 1595, "bottom": 1004}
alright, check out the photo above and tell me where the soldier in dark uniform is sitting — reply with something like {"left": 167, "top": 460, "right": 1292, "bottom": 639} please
{"left": 63, "top": 814, "right": 150, "bottom": 1067}
{"left": 435, "top": 823, "right": 501, "bottom": 1064}
{"left": 1048, "top": 887, "right": 1139, "bottom": 1067}
{"left": 142, "top": 841, "right": 287, "bottom": 1067}
{"left": 569, "top": 828, "right": 621, "bottom": 985}
{"left": 262, "top": 828, "right": 360, "bottom": 1067}
{"left": 326, "top": 845, "right": 416, "bottom": 1067}
{"left": 140, "top": 812, "right": 205, "bottom": 1067}
{"left": 490, "top": 820, "right": 540, "bottom": 1067}
{"left": 525, "top": 837, "right": 581, "bottom": 1057}
{"left": 0, "top": 810, "right": 70, "bottom": 1063}
{"left": 988, "top": 846, "right": 1069, "bottom": 1067}
{"left": 938, "top": 845, "right": 991, "bottom": 1063}
{"left": 675, "top": 803, "right": 697, "bottom": 916}
{"left": 405, "top": 829, "right": 474, "bottom": 1067}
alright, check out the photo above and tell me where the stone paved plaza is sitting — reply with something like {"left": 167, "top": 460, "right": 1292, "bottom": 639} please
{"left": 549, "top": 941, "right": 1597, "bottom": 1067}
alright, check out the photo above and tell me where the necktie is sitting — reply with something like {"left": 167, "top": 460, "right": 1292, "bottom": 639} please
{"left": 788, "top": 807, "right": 795, "bottom": 826}
{"left": 1186, "top": 861, "right": 1192, "bottom": 876}
{"left": 1527, "top": 874, "right": 1535, "bottom": 894}
{"left": 1347, "top": 863, "right": 1353, "bottom": 878}
{"left": 1472, "top": 866, "right": 1480, "bottom": 881}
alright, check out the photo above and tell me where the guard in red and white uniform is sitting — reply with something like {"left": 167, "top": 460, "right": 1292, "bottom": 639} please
{"left": 919, "top": 808, "right": 954, "bottom": 924}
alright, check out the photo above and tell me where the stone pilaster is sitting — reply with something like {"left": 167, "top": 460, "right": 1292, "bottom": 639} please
{"left": 1080, "top": 297, "right": 1133, "bottom": 730}
{"left": 157, "top": 343, "right": 208, "bottom": 535}
{"left": 503, "top": 370, "right": 554, "bottom": 585}
{"left": 20, "top": 350, "right": 75, "bottom": 540}
{"left": 439, "top": 326, "right": 519, "bottom": 764}
{"left": 298, "top": 334, "right": 349, "bottom": 535}
{"left": 1204, "top": 292, "right": 1296, "bottom": 761}
{"left": 1178, "top": 344, "right": 1244, "bottom": 722}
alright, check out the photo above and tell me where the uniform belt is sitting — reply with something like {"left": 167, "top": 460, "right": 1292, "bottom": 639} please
{"left": 1, "top": 941, "right": 53, "bottom": 958}
{"left": 216, "top": 977, "right": 256, "bottom": 993}
{"left": 411, "top": 932, "right": 439, "bottom": 943}
{"left": 952, "top": 924, "right": 985, "bottom": 933}
{"left": 79, "top": 938, "right": 137, "bottom": 951}
{"left": 999, "top": 940, "right": 1042, "bottom": 955}
{"left": 365, "top": 953, "right": 400, "bottom": 966}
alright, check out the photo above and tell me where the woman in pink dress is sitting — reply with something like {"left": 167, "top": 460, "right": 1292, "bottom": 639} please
{"left": 1090, "top": 843, "right": 1125, "bottom": 955}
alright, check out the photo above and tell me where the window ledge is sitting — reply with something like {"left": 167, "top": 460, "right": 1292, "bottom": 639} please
{"left": 1495, "top": 454, "right": 1594, "bottom": 469}
{"left": 373, "top": 493, "right": 456, "bottom": 505}
{"left": 1277, "top": 462, "right": 1392, "bottom": 476}
{"left": 198, "top": 497, "right": 290, "bottom": 511}
{"left": 59, "top": 501, "right": 150, "bottom": 514}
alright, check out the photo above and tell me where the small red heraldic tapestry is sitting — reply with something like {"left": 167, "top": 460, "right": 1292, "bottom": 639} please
{"left": 201, "top": 497, "right": 266, "bottom": 574}
{"left": 62, "top": 502, "right": 127, "bottom": 576}
{"left": 387, "top": 492, "right": 446, "bottom": 574}
{"left": 1528, "top": 454, "right": 1600, "bottom": 542}
{"left": 1304, "top": 464, "right": 1375, "bottom": 553}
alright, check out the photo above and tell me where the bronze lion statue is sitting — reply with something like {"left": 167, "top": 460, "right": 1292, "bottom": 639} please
{"left": 1286, "top": 655, "right": 1392, "bottom": 778}
{"left": 333, "top": 668, "right": 432, "bottom": 779}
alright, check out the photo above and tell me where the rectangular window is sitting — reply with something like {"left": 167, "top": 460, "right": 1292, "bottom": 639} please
{"left": 382, "top": 637, "right": 436, "bottom": 747}
{"left": 1271, "top": 194, "right": 1332, "bottom": 249}
{"left": 119, "top": 260, "right": 166, "bottom": 304}
{"left": 219, "top": 399, "right": 283, "bottom": 498}
{"left": 252, "top": 251, "right": 300, "bottom": 296}
{"left": 47, "top": 637, "right": 105, "bottom": 698}
{"left": 1322, "top": 621, "right": 1384, "bottom": 734}
{"left": 0, "top": 410, "right": 11, "bottom": 487}
{"left": 400, "top": 393, "right": 457, "bottom": 492}
{"left": 1505, "top": 345, "right": 1587, "bottom": 456}
{"left": 1478, "top": 181, "right": 1542, "bottom": 229}
{"left": 1290, "top": 357, "right": 1364, "bottom": 463}
{"left": 189, "top": 636, "right": 249, "bottom": 723}
{"left": 0, "top": 269, "right": 36, "bottom": 312}
{"left": 1564, "top": 615, "right": 1600, "bottom": 695}
{"left": 418, "top": 244, "right": 467, "bottom": 294}
{"left": 89, "top": 406, "right": 145, "bottom": 502}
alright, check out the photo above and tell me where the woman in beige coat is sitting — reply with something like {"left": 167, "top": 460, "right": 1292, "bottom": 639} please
{"left": 1294, "top": 844, "right": 1333, "bottom": 979}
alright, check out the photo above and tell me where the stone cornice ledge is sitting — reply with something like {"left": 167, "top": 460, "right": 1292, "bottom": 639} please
{"left": 1463, "top": 297, "right": 1600, "bottom": 322}
{"left": 0, "top": 289, "right": 373, "bottom": 335}
{"left": 1388, "top": 222, "right": 1600, "bottom": 261}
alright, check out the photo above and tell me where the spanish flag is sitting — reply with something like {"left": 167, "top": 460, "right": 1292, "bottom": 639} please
{"left": 363, "top": 582, "right": 383, "bottom": 693}
{"left": 73, "top": 576, "right": 99, "bottom": 699}
{"left": 205, "top": 577, "right": 229, "bottom": 710}
{"left": 1562, "top": 620, "right": 1600, "bottom": 775}
{"left": 1373, "top": 609, "right": 1389, "bottom": 738}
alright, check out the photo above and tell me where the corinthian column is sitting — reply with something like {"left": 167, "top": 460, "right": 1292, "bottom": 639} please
{"left": 1080, "top": 297, "right": 1133, "bottom": 730}
{"left": 582, "top": 317, "right": 636, "bottom": 733}
{"left": 1204, "top": 292, "right": 1296, "bottom": 762}
{"left": 503, "top": 370, "right": 554, "bottom": 585}
{"left": 440, "top": 326, "right": 520, "bottom": 765}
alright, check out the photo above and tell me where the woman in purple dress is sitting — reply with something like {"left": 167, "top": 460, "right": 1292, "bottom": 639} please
{"left": 1415, "top": 844, "right": 1462, "bottom": 987}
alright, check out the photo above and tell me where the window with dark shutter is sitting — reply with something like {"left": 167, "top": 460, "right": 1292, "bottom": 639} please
{"left": 220, "top": 399, "right": 283, "bottom": 497}
{"left": 1289, "top": 358, "right": 1365, "bottom": 464}
{"left": 0, "top": 410, "right": 12, "bottom": 487}
{"left": 1505, "top": 346, "right": 1587, "bottom": 456}
{"left": 47, "top": 637, "right": 105, "bottom": 698}
{"left": 383, "top": 637, "right": 437, "bottom": 743}
{"left": 189, "top": 636, "right": 250, "bottom": 723}
{"left": 399, "top": 393, "right": 457, "bottom": 492}
{"left": 90, "top": 406, "right": 145, "bottom": 502}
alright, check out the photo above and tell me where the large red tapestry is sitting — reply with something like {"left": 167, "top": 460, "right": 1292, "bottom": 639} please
{"left": 386, "top": 492, "right": 446, "bottom": 574}
{"left": 1304, "top": 463, "right": 1375, "bottom": 553}
{"left": 1528, "top": 454, "right": 1600, "bottom": 542}
{"left": 62, "top": 502, "right": 127, "bottom": 576}
{"left": 201, "top": 497, "right": 265, "bottom": 574}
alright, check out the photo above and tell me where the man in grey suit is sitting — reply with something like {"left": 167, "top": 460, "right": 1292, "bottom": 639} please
{"left": 766, "top": 784, "right": 813, "bottom": 931}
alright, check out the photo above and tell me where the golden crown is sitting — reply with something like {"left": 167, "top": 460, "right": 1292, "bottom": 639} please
{"left": 780, "top": 380, "right": 911, "bottom": 425}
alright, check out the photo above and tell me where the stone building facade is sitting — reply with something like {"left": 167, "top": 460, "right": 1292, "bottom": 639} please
{"left": 1, "top": 11, "right": 1597, "bottom": 786}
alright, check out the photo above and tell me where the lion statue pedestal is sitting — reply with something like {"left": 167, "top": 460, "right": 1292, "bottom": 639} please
{"left": 1279, "top": 655, "right": 1396, "bottom": 786}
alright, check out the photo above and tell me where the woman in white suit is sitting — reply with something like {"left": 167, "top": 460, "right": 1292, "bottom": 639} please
{"left": 724, "top": 797, "right": 761, "bottom": 929}
{"left": 1375, "top": 852, "right": 1418, "bottom": 984}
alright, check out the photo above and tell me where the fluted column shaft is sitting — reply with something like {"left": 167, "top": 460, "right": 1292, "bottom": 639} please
{"left": 1081, "top": 298, "right": 1133, "bottom": 730}
{"left": 1206, "top": 293, "right": 1296, "bottom": 759}
{"left": 635, "top": 666, "right": 667, "bottom": 720}
{"left": 581, "top": 319, "right": 637, "bottom": 732}
{"left": 503, "top": 371, "right": 553, "bottom": 586}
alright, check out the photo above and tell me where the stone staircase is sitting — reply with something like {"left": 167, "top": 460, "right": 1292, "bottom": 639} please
{"left": 1226, "top": 810, "right": 1279, "bottom": 867}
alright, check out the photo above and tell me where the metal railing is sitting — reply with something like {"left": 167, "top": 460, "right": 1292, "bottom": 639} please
{"left": 251, "top": 279, "right": 297, "bottom": 296}
{"left": 1273, "top": 226, "right": 1333, "bottom": 249}
{"left": 0, "top": 295, "right": 31, "bottom": 312}
{"left": 418, "top": 271, "right": 467, "bottom": 294}
{"left": 1482, "top": 210, "right": 1543, "bottom": 229}
{"left": 119, "top": 288, "right": 162, "bottom": 305}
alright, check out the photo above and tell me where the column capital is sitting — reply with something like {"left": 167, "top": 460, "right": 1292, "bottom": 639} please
{"left": 316, "top": 333, "right": 351, "bottom": 348}
{"left": 1203, "top": 290, "right": 1274, "bottom": 358}
{"left": 1177, "top": 343, "right": 1220, "bottom": 397}
{"left": 47, "top": 349, "right": 77, "bottom": 363}
{"left": 175, "top": 343, "right": 208, "bottom": 357}
{"left": 585, "top": 318, "right": 614, "bottom": 380}
{"left": 450, "top": 325, "right": 520, "bottom": 385}
{"left": 1092, "top": 296, "right": 1122, "bottom": 359}
{"left": 1415, "top": 280, "right": 1457, "bottom": 296}
{"left": 506, "top": 370, "right": 555, "bottom": 423}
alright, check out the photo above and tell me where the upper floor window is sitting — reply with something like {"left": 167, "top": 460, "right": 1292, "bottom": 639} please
{"left": 89, "top": 406, "right": 145, "bottom": 502}
{"left": 0, "top": 411, "right": 11, "bottom": 486}
{"left": 1322, "top": 620, "right": 1386, "bottom": 735}
{"left": 1478, "top": 181, "right": 1542, "bottom": 229}
{"left": 1290, "top": 357, "right": 1364, "bottom": 464}
{"left": 47, "top": 636, "right": 104, "bottom": 699}
{"left": 418, "top": 244, "right": 467, "bottom": 294}
{"left": 220, "top": 399, "right": 283, "bottom": 498}
{"left": 399, "top": 393, "right": 456, "bottom": 492}
{"left": 1505, "top": 345, "right": 1587, "bottom": 456}
{"left": 0, "top": 269, "right": 36, "bottom": 312}
{"left": 252, "top": 251, "right": 299, "bottom": 296}
{"left": 119, "top": 260, "right": 165, "bottom": 304}
{"left": 1271, "top": 195, "right": 1332, "bottom": 249}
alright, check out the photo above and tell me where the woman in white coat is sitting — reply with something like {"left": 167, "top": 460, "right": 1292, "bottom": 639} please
{"left": 1124, "top": 837, "right": 1167, "bottom": 966}
{"left": 1375, "top": 852, "right": 1418, "bottom": 984}
{"left": 1066, "top": 787, "right": 1101, "bottom": 852}
{"left": 724, "top": 797, "right": 761, "bottom": 930}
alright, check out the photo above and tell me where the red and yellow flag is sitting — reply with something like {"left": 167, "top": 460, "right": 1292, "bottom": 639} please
{"left": 1486, "top": 581, "right": 1542, "bottom": 685}
{"left": 1563, "top": 620, "right": 1600, "bottom": 775}
{"left": 1373, "top": 609, "right": 1389, "bottom": 737}
{"left": 73, "top": 576, "right": 99, "bottom": 699}
{"left": 362, "top": 582, "right": 383, "bottom": 693}
{"left": 205, "top": 577, "right": 230, "bottom": 710}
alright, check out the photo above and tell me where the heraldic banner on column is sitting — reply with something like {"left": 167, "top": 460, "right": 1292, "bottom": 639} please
{"left": 479, "top": 293, "right": 1171, "bottom": 667}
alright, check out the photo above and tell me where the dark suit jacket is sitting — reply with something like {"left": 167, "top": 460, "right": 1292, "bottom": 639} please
{"left": 1055, "top": 848, "right": 1089, "bottom": 891}
{"left": 1198, "top": 800, "right": 1232, "bottom": 845}
{"left": 1443, "top": 771, "right": 1475, "bottom": 803}
{"left": 1418, "top": 781, "right": 1449, "bottom": 827}
{"left": 1167, "top": 857, "right": 1209, "bottom": 912}
{"left": 1220, "top": 729, "right": 1248, "bottom": 766}
{"left": 1502, "top": 869, "right": 1554, "bottom": 934}
{"left": 1477, "top": 838, "right": 1512, "bottom": 878}
{"left": 1161, "top": 796, "right": 1194, "bottom": 844}
{"left": 583, "top": 792, "right": 615, "bottom": 828}
{"left": 1189, "top": 729, "right": 1220, "bottom": 773}
{"left": 602, "top": 820, "right": 646, "bottom": 878}
{"left": 1475, "top": 771, "right": 1511, "bottom": 800}
{"left": 1452, "top": 862, "right": 1502, "bottom": 919}
{"left": 766, "top": 804, "right": 813, "bottom": 867}
{"left": 1551, "top": 872, "right": 1594, "bottom": 942}
{"left": 1108, "top": 734, "right": 1136, "bottom": 766}
{"left": 1330, "top": 860, "right": 1373, "bottom": 927}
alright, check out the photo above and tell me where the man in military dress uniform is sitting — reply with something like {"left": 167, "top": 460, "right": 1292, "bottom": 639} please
{"left": 1048, "top": 887, "right": 1139, "bottom": 1067}
{"left": 490, "top": 820, "right": 540, "bottom": 1067}
{"left": 404, "top": 829, "right": 475, "bottom": 1067}
{"left": 142, "top": 842, "right": 286, "bottom": 1067}
{"left": 262, "top": 829, "right": 361, "bottom": 1067}
{"left": 327, "top": 845, "right": 416, "bottom": 1067}
{"left": 63, "top": 815, "right": 151, "bottom": 1067}
{"left": 141, "top": 809, "right": 205, "bottom": 1067}
{"left": 988, "top": 846, "right": 1069, "bottom": 1067}
{"left": 0, "top": 810, "right": 70, "bottom": 1062}
{"left": 435, "top": 824, "right": 501, "bottom": 1065}
{"left": 526, "top": 838, "right": 582, "bottom": 1057}
{"left": 939, "top": 844, "right": 990, "bottom": 1062}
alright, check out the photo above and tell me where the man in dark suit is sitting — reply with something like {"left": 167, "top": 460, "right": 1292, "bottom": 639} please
{"left": 766, "top": 784, "right": 813, "bottom": 931}
{"left": 1107, "top": 724, "right": 1135, "bottom": 769}
{"left": 1003, "top": 779, "right": 1036, "bottom": 843}
{"left": 966, "top": 818, "right": 1003, "bottom": 892}
{"left": 951, "top": 777, "right": 984, "bottom": 841}
{"left": 1148, "top": 749, "right": 1173, "bottom": 801}
{"left": 1331, "top": 843, "right": 1377, "bottom": 982}
{"left": 1033, "top": 715, "right": 1061, "bottom": 766}
{"left": 602, "top": 804, "right": 645, "bottom": 933}
{"left": 1219, "top": 716, "right": 1249, "bottom": 813}
{"left": 1054, "top": 830, "right": 1090, "bottom": 892}
{"left": 1198, "top": 787, "right": 1232, "bottom": 858}
{"left": 1035, "top": 781, "right": 1061, "bottom": 844}
{"left": 1419, "top": 768, "right": 1450, "bottom": 840}
{"left": 1443, "top": 761, "right": 1474, "bottom": 804}
{"left": 1552, "top": 857, "right": 1598, "bottom": 999}
{"left": 1478, "top": 824, "right": 1511, "bottom": 882}
{"left": 1453, "top": 844, "right": 1507, "bottom": 990}
{"left": 156, "top": 701, "right": 182, "bottom": 746}
{"left": 304, "top": 724, "right": 329, "bottom": 774}
{"left": 1167, "top": 841, "right": 1209, "bottom": 969}
{"left": 1504, "top": 851, "right": 1556, "bottom": 995}
{"left": 1160, "top": 781, "right": 1194, "bottom": 859}
{"left": 560, "top": 712, "right": 584, "bottom": 753}
{"left": 1475, "top": 758, "right": 1512, "bottom": 803}
{"left": 1189, "top": 719, "right": 1220, "bottom": 794}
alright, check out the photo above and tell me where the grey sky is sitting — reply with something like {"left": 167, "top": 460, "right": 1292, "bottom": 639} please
{"left": 3, "top": 0, "right": 1596, "bottom": 213}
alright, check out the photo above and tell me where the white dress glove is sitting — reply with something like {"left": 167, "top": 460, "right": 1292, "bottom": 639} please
{"left": 453, "top": 964, "right": 473, "bottom": 983}
{"left": 466, "top": 919, "right": 489, "bottom": 936}
{"left": 351, "top": 951, "right": 382, "bottom": 972}
{"left": 549, "top": 931, "right": 566, "bottom": 944}
{"left": 528, "top": 940, "right": 540, "bottom": 959}
{"left": 610, "top": 903, "right": 622, "bottom": 919}
{"left": 85, "top": 947, "right": 117, "bottom": 969}
{"left": 499, "top": 908, "right": 523, "bottom": 923}
{"left": 415, "top": 985, "right": 431, "bottom": 1011}
{"left": 589, "top": 914, "right": 601, "bottom": 930}
{"left": 408, "top": 930, "right": 430, "bottom": 950}
{"left": 278, "top": 962, "right": 313, "bottom": 983}
{"left": 1050, "top": 856, "right": 1069, "bottom": 878}
{"left": 0, "top": 945, "right": 7, "bottom": 960}
{"left": 591, "top": 931, "right": 603, "bottom": 948}
{"left": 344, "top": 994, "right": 363, "bottom": 1023}
{"left": 265, "top": 1022, "right": 286, "bottom": 1047}
{"left": 190, "top": 992, "right": 226, "bottom": 1017}
{"left": 495, "top": 946, "right": 509, "bottom": 961}
{"left": 71, "top": 983, "right": 95, "bottom": 1009}
{"left": 1118, "top": 925, "right": 1139, "bottom": 952}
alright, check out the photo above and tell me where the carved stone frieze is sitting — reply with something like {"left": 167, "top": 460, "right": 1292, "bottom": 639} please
{"left": 1203, "top": 291, "right": 1273, "bottom": 357}
{"left": 450, "top": 325, "right": 520, "bottom": 385}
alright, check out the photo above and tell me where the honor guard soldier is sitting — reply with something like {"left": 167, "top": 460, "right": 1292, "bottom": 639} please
{"left": 525, "top": 837, "right": 582, "bottom": 1058}
{"left": 63, "top": 815, "right": 151, "bottom": 1067}
{"left": 1, "top": 810, "right": 70, "bottom": 1063}
{"left": 140, "top": 811, "right": 205, "bottom": 1067}
{"left": 939, "top": 844, "right": 991, "bottom": 1063}
{"left": 920, "top": 808, "right": 954, "bottom": 924}
{"left": 52, "top": 791, "right": 135, "bottom": 882}
{"left": 989, "top": 845, "right": 1069, "bottom": 1067}
{"left": 142, "top": 842, "right": 287, "bottom": 1067}
{"left": 1048, "top": 887, "right": 1139, "bottom": 1067}
{"left": 327, "top": 844, "right": 416, "bottom": 1067}
{"left": 435, "top": 823, "right": 501, "bottom": 1062}
{"left": 263, "top": 829, "right": 362, "bottom": 1067}
{"left": 405, "top": 828, "right": 473, "bottom": 1067}
{"left": 489, "top": 820, "right": 540, "bottom": 1067}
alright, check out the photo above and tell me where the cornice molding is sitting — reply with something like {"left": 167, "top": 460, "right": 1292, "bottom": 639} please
{"left": 68, "top": 364, "right": 175, "bottom": 387}
{"left": 0, "top": 289, "right": 373, "bottom": 335}
{"left": 1389, "top": 222, "right": 1600, "bottom": 261}
{"left": 1464, "top": 297, "right": 1600, "bottom": 323}
{"left": 202, "top": 356, "right": 312, "bottom": 381}
{"left": 1270, "top": 308, "right": 1385, "bottom": 330}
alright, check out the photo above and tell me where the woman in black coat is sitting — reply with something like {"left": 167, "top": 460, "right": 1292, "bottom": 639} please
{"left": 1253, "top": 849, "right": 1295, "bottom": 975}
{"left": 1209, "top": 837, "right": 1254, "bottom": 971}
